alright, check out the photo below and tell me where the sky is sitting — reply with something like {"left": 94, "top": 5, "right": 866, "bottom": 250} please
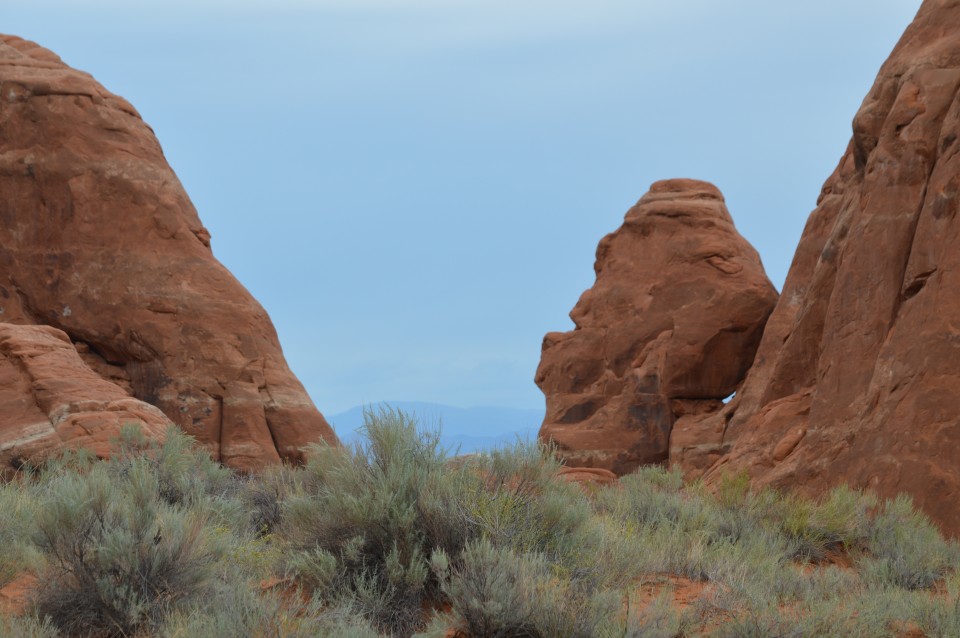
{"left": 5, "top": 0, "right": 922, "bottom": 415}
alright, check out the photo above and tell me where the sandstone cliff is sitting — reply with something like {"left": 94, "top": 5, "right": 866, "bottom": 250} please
{"left": 538, "top": 1, "right": 960, "bottom": 535}
{"left": 0, "top": 35, "right": 337, "bottom": 470}
{"left": 536, "top": 179, "right": 778, "bottom": 475}
{"left": 695, "top": 0, "right": 960, "bottom": 535}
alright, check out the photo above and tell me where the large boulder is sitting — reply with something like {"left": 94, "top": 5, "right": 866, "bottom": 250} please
{"left": 0, "top": 35, "right": 337, "bottom": 470}
{"left": 536, "top": 179, "right": 778, "bottom": 474}
{"left": 0, "top": 323, "right": 171, "bottom": 475}
{"left": 692, "top": 0, "right": 960, "bottom": 535}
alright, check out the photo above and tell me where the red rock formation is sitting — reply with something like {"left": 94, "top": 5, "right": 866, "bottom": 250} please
{"left": 689, "top": 0, "right": 960, "bottom": 535}
{"left": 0, "top": 35, "right": 337, "bottom": 470}
{"left": 0, "top": 323, "right": 170, "bottom": 474}
{"left": 536, "top": 179, "right": 778, "bottom": 475}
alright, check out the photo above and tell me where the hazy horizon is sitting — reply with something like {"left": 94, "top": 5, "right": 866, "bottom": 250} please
{"left": 6, "top": 1, "right": 922, "bottom": 414}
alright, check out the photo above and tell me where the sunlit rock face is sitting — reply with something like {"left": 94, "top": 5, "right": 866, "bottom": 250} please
{"left": 536, "top": 179, "right": 778, "bottom": 475}
{"left": 690, "top": 0, "right": 960, "bottom": 536}
{"left": 0, "top": 35, "right": 338, "bottom": 470}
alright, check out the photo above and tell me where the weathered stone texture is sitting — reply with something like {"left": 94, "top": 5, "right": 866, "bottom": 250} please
{"left": 0, "top": 35, "right": 337, "bottom": 469}
{"left": 694, "top": 0, "right": 960, "bottom": 535}
{"left": 536, "top": 179, "right": 778, "bottom": 474}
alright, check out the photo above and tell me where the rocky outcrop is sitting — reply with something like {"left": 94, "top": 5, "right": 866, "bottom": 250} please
{"left": 0, "top": 323, "right": 170, "bottom": 475}
{"left": 684, "top": 0, "right": 960, "bottom": 535}
{"left": 0, "top": 35, "right": 337, "bottom": 470}
{"left": 536, "top": 179, "right": 778, "bottom": 475}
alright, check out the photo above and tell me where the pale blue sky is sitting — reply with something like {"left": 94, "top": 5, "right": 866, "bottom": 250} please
{"left": 6, "top": 1, "right": 921, "bottom": 414}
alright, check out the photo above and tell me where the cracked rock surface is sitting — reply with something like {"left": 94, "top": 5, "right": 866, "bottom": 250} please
{"left": 0, "top": 35, "right": 337, "bottom": 469}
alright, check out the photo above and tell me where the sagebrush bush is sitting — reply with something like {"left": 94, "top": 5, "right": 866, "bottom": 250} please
{"left": 160, "top": 585, "right": 380, "bottom": 638}
{"left": 0, "top": 615, "right": 60, "bottom": 638}
{"left": 111, "top": 424, "right": 233, "bottom": 507}
{"left": 434, "top": 538, "right": 541, "bottom": 637}
{"left": 774, "top": 486, "right": 874, "bottom": 562}
{"left": 860, "top": 493, "right": 958, "bottom": 590}
{"left": 284, "top": 407, "right": 468, "bottom": 634}
{"left": 31, "top": 456, "right": 227, "bottom": 637}
{"left": 435, "top": 537, "right": 625, "bottom": 638}
{"left": 4, "top": 410, "right": 960, "bottom": 637}
{"left": 284, "top": 407, "right": 636, "bottom": 636}
{"left": 0, "top": 481, "right": 40, "bottom": 588}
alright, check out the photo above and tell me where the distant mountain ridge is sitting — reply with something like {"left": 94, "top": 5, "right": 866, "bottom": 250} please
{"left": 328, "top": 401, "right": 543, "bottom": 454}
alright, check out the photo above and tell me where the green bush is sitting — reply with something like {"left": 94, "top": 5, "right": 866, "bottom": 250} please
{"left": 160, "top": 586, "right": 380, "bottom": 638}
{"left": 0, "top": 481, "right": 41, "bottom": 588}
{"left": 435, "top": 537, "right": 624, "bottom": 638}
{"left": 434, "top": 538, "right": 541, "bottom": 637}
{"left": 237, "top": 463, "right": 301, "bottom": 537}
{"left": 284, "top": 407, "right": 468, "bottom": 634}
{"left": 0, "top": 615, "right": 60, "bottom": 638}
{"left": 860, "top": 494, "right": 958, "bottom": 590}
{"left": 5, "top": 411, "right": 960, "bottom": 637}
{"left": 284, "top": 407, "right": 637, "bottom": 636}
{"left": 775, "top": 486, "right": 874, "bottom": 562}
{"left": 29, "top": 434, "right": 228, "bottom": 637}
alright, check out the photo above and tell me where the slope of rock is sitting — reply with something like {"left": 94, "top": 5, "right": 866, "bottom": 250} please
{"left": 536, "top": 179, "right": 778, "bottom": 474}
{"left": 692, "top": 0, "right": 960, "bottom": 535}
{"left": 0, "top": 323, "right": 170, "bottom": 475}
{"left": 0, "top": 35, "right": 337, "bottom": 469}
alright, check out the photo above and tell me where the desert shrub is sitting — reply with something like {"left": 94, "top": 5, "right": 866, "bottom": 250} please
{"left": 284, "top": 407, "right": 635, "bottom": 636}
{"left": 160, "top": 584, "right": 380, "bottom": 638}
{"left": 433, "top": 539, "right": 539, "bottom": 637}
{"left": 435, "top": 538, "right": 623, "bottom": 638}
{"left": 456, "top": 439, "right": 569, "bottom": 551}
{"left": 598, "top": 467, "right": 704, "bottom": 530}
{"left": 30, "top": 455, "right": 227, "bottom": 637}
{"left": 908, "top": 590, "right": 960, "bottom": 638}
{"left": 0, "top": 481, "right": 41, "bottom": 587}
{"left": 111, "top": 424, "right": 234, "bottom": 507}
{"left": 238, "top": 463, "right": 301, "bottom": 536}
{"left": 0, "top": 615, "right": 60, "bottom": 638}
{"left": 774, "top": 486, "right": 874, "bottom": 562}
{"left": 860, "top": 494, "right": 958, "bottom": 590}
{"left": 284, "top": 407, "right": 469, "bottom": 634}
{"left": 625, "top": 591, "right": 692, "bottom": 638}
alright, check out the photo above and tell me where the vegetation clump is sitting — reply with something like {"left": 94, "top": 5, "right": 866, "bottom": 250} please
{"left": 1, "top": 409, "right": 960, "bottom": 637}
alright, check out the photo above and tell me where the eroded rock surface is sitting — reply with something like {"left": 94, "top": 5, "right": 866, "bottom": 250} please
{"left": 536, "top": 179, "right": 778, "bottom": 474}
{"left": 0, "top": 35, "right": 337, "bottom": 469}
{"left": 691, "top": 0, "right": 960, "bottom": 535}
{"left": 0, "top": 323, "right": 170, "bottom": 474}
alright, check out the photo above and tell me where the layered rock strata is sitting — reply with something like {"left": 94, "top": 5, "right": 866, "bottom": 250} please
{"left": 536, "top": 179, "right": 778, "bottom": 474}
{"left": 0, "top": 35, "right": 337, "bottom": 469}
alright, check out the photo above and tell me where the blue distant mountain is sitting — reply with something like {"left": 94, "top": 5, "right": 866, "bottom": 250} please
{"left": 327, "top": 401, "right": 544, "bottom": 454}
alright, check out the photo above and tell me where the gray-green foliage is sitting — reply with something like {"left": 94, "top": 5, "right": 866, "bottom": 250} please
{"left": 30, "top": 434, "right": 228, "bottom": 637}
{"left": 284, "top": 407, "right": 466, "bottom": 634}
{"left": 0, "top": 481, "right": 40, "bottom": 588}
{"left": 5, "top": 411, "right": 960, "bottom": 638}
{"left": 160, "top": 587, "right": 379, "bottom": 638}
{"left": 433, "top": 537, "right": 626, "bottom": 638}
{"left": 284, "top": 407, "right": 634, "bottom": 636}
{"left": 0, "top": 615, "right": 60, "bottom": 638}
{"left": 860, "top": 493, "right": 958, "bottom": 590}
